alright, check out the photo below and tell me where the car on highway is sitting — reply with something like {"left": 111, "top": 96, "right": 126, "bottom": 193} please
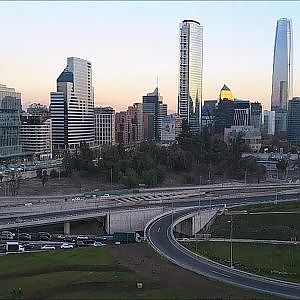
{"left": 93, "top": 242, "right": 106, "bottom": 247}
{"left": 60, "top": 243, "right": 73, "bottom": 249}
{"left": 24, "top": 202, "right": 33, "bottom": 206}
{"left": 19, "top": 233, "right": 31, "bottom": 241}
{"left": 41, "top": 245, "right": 56, "bottom": 250}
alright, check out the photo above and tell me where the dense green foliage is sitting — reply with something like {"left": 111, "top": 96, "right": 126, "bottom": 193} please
{"left": 62, "top": 126, "right": 266, "bottom": 188}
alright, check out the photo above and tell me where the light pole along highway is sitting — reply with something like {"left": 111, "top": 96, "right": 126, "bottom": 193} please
{"left": 145, "top": 200, "right": 300, "bottom": 299}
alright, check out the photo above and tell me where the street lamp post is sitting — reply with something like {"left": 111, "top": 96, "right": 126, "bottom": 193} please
{"left": 228, "top": 215, "right": 234, "bottom": 268}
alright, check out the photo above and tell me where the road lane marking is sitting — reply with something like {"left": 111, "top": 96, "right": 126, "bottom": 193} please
{"left": 211, "top": 270, "right": 231, "bottom": 278}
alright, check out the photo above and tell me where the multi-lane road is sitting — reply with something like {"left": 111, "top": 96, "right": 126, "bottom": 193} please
{"left": 145, "top": 204, "right": 300, "bottom": 299}
{"left": 1, "top": 188, "right": 300, "bottom": 230}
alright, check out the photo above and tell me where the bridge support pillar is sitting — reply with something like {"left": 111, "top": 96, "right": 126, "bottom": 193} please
{"left": 64, "top": 221, "right": 71, "bottom": 235}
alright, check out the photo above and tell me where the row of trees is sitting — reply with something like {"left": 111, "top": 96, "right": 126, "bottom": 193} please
{"left": 62, "top": 124, "right": 266, "bottom": 188}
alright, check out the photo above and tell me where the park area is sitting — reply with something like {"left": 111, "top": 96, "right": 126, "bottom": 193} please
{"left": 0, "top": 244, "right": 262, "bottom": 299}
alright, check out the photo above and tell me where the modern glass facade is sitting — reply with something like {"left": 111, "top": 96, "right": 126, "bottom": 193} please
{"left": 0, "top": 84, "right": 22, "bottom": 158}
{"left": 271, "top": 18, "right": 293, "bottom": 111}
{"left": 178, "top": 20, "right": 203, "bottom": 132}
{"left": 287, "top": 97, "right": 300, "bottom": 142}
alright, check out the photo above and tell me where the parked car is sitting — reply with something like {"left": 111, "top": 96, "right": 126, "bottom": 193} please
{"left": 0, "top": 231, "right": 14, "bottom": 240}
{"left": 23, "top": 243, "right": 35, "bottom": 250}
{"left": 100, "top": 194, "right": 110, "bottom": 198}
{"left": 76, "top": 241, "right": 86, "bottom": 247}
{"left": 19, "top": 233, "right": 31, "bottom": 241}
{"left": 41, "top": 245, "right": 55, "bottom": 250}
{"left": 56, "top": 234, "right": 66, "bottom": 240}
{"left": 77, "top": 235, "right": 89, "bottom": 240}
{"left": 93, "top": 242, "right": 106, "bottom": 247}
{"left": 60, "top": 243, "right": 74, "bottom": 249}
{"left": 38, "top": 232, "right": 52, "bottom": 241}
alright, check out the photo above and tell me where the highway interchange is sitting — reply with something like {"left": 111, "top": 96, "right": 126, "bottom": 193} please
{"left": 1, "top": 184, "right": 300, "bottom": 298}
{"left": 145, "top": 197, "right": 300, "bottom": 299}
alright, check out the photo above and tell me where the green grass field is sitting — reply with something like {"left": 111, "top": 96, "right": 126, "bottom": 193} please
{"left": 186, "top": 242, "right": 300, "bottom": 283}
{"left": 210, "top": 210, "right": 300, "bottom": 241}
{"left": 240, "top": 200, "right": 300, "bottom": 213}
{"left": 0, "top": 248, "right": 198, "bottom": 299}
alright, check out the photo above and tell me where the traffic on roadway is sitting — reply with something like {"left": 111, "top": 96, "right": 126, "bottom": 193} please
{"left": 0, "top": 191, "right": 299, "bottom": 230}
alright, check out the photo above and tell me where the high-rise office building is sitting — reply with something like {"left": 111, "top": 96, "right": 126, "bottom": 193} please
{"left": 202, "top": 100, "right": 217, "bottom": 127}
{"left": 142, "top": 87, "right": 166, "bottom": 141}
{"left": 94, "top": 107, "right": 115, "bottom": 146}
{"left": 233, "top": 100, "right": 250, "bottom": 126}
{"left": 271, "top": 18, "right": 293, "bottom": 110}
{"left": 271, "top": 18, "right": 293, "bottom": 134}
{"left": 127, "top": 103, "right": 144, "bottom": 144}
{"left": 50, "top": 57, "right": 94, "bottom": 151}
{"left": 287, "top": 97, "right": 300, "bottom": 142}
{"left": 0, "top": 84, "right": 22, "bottom": 158}
{"left": 250, "top": 102, "right": 262, "bottom": 130}
{"left": 115, "top": 103, "right": 144, "bottom": 146}
{"left": 220, "top": 84, "right": 234, "bottom": 101}
{"left": 27, "top": 103, "right": 50, "bottom": 120}
{"left": 115, "top": 111, "right": 128, "bottom": 145}
{"left": 20, "top": 115, "right": 52, "bottom": 159}
{"left": 263, "top": 110, "right": 276, "bottom": 135}
{"left": 178, "top": 20, "right": 203, "bottom": 133}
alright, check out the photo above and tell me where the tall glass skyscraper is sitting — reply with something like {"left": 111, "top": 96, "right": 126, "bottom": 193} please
{"left": 0, "top": 84, "right": 22, "bottom": 158}
{"left": 178, "top": 20, "right": 203, "bottom": 132}
{"left": 50, "top": 57, "right": 94, "bottom": 151}
{"left": 271, "top": 18, "right": 293, "bottom": 111}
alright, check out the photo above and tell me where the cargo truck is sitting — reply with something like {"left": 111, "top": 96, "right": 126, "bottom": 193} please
{"left": 112, "top": 232, "right": 141, "bottom": 243}
{"left": 6, "top": 242, "right": 25, "bottom": 252}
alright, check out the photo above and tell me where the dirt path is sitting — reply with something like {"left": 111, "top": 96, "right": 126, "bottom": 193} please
{"left": 109, "top": 243, "right": 269, "bottom": 299}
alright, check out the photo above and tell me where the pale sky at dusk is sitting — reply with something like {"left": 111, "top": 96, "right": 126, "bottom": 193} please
{"left": 1, "top": 1, "right": 300, "bottom": 112}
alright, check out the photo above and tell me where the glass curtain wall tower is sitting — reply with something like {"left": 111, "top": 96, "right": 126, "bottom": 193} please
{"left": 271, "top": 18, "right": 293, "bottom": 110}
{"left": 178, "top": 20, "right": 203, "bottom": 132}
{"left": 271, "top": 18, "right": 293, "bottom": 134}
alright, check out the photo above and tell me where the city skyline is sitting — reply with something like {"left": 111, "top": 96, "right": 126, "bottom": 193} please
{"left": 1, "top": 1, "right": 300, "bottom": 112}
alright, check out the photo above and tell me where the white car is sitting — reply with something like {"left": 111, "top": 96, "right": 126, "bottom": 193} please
{"left": 77, "top": 235, "right": 89, "bottom": 240}
{"left": 60, "top": 243, "right": 73, "bottom": 249}
{"left": 100, "top": 194, "right": 110, "bottom": 198}
{"left": 93, "top": 242, "right": 106, "bottom": 247}
{"left": 41, "top": 245, "right": 56, "bottom": 250}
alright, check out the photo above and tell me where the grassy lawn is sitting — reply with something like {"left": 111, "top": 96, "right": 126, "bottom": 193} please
{"left": 239, "top": 200, "right": 300, "bottom": 213}
{"left": 0, "top": 247, "right": 198, "bottom": 299}
{"left": 186, "top": 242, "right": 300, "bottom": 283}
{"left": 210, "top": 212, "right": 300, "bottom": 240}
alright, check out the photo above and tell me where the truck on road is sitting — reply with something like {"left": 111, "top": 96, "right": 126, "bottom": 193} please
{"left": 113, "top": 232, "right": 141, "bottom": 243}
{"left": 6, "top": 242, "right": 25, "bottom": 253}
